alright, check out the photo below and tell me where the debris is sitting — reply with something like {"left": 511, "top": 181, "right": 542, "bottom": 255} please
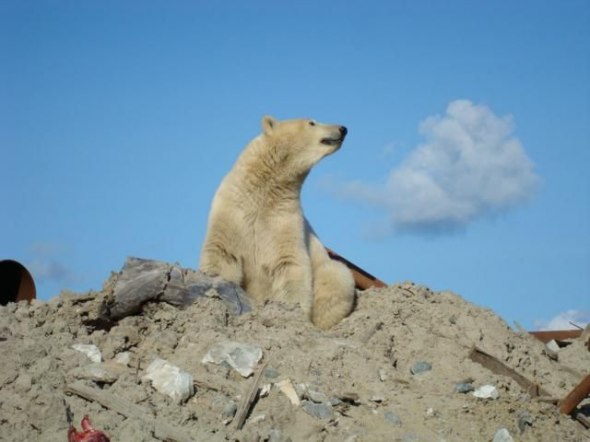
{"left": 492, "top": 428, "right": 514, "bottom": 442}
{"left": 67, "top": 415, "right": 110, "bottom": 442}
{"left": 301, "top": 400, "right": 333, "bottom": 420}
{"left": 473, "top": 385, "right": 499, "bottom": 400}
{"left": 468, "top": 346, "right": 549, "bottom": 397}
{"left": 72, "top": 344, "right": 102, "bottom": 363}
{"left": 65, "top": 381, "right": 193, "bottom": 442}
{"left": 259, "top": 383, "right": 272, "bottom": 398}
{"left": 202, "top": 341, "right": 263, "bottom": 378}
{"left": 142, "top": 358, "right": 194, "bottom": 403}
{"left": 234, "top": 360, "right": 268, "bottom": 430}
{"left": 410, "top": 361, "right": 432, "bottom": 375}
{"left": 559, "top": 374, "right": 590, "bottom": 415}
{"left": 69, "top": 363, "right": 118, "bottom": 384}
{"left": 276, "top": 379, "right": 301, "bottom": 406}
{"left": 546, "top": 339, "right": 560, "bottom": 353}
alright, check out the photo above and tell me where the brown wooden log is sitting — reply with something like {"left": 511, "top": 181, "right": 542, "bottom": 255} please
{"left": 326, "top": 248, "right": 387, "bottom": 290}
{"left": 559, "top": 374, "right": 590, "bottom": 415}
{"left": 468, "top": 346, "right": 550, "bottom": 397}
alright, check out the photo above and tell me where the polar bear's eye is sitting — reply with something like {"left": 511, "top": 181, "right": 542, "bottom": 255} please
{"left": 308, "top": 121, "right": 316, "bottom": 126}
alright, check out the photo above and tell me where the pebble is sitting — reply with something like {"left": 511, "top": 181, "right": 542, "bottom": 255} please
{"left": 410, "top": 361, "right": 432, "bottom": 375}
{"left": 492, "top": 428, "right": 514, "bottom": 442}
{"left": 517, "top": 410, "right": 533, "bottom": 433}
{"left": 384, "top": 410, "right": 402, "bottom": 426}
{"left": 306, "top": 389, "right": 329, "bottom": 404}
{"left": 378, "top": 368, "right": 388, "bottom": 382}
{"left": 301, "top": 400, "right": 333, "bottom": 420}
{"left": 473, "top": 384, "right": 499, "bottom": 399}
{"left": 454, "top": 382, "right": 475, "bottom": 393}
{"left": 222, "top": 401, "right": 237, "bottom": 418}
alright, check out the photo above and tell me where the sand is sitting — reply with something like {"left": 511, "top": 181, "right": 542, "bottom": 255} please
{"left": 0, "top": 262, "right": 588, "bottom": 441}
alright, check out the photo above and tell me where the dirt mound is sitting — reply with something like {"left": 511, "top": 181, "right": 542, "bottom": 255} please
{"left": 0, "top": 260, "right": 588, "bottom": 441}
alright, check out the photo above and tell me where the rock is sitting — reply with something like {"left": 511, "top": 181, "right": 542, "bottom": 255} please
{"left": 454, "top": 382, "right": 475, "bottom": 393}
{"left": 306, "top": 389, "right": 329, "bottom": 404}
{"left": 473, "top": 384, "right": 499, "bottom": 400}
{"left": 69, "top": 363, "right": 118, "bottom": 384}
{"left": 72, "top": 344, "right": 102, "bottom": 363}
{"left": 264, "top": 367, "right": 280, "bottom": 379}
{"left": 301, "top": 400, "right": 333, "bottom": 420}
{"left": 546, "top": 339, "right": 559, "bottom": 353}
{"left": 410, "top": 361, "right": 432, "bottom": 375}
{"left": 142, "top": 358, "right": 194, "bottom": 403}
{"left": 113, "top": 351, "right": 131, "bottom": 366}
{"left": 517, "top": 410, "right": 533, "bottom": 433}
{"left": 222, "top": 401, "right": 237, "bottom": 418}
{"left": 202, "top": 341, "right": 263, "bottom": 378}
{"left": 276, "top": 379, "right": 301, "bottom": 406}
{"left": 378, "top": 368, "right": 388, "bottom": 382}
{"left": 369, "top": 394, "right": 385, "bottom": 403}
{"left": 492, "top": 428, "right": 514, "bottom": 442}
{"left": 384, "top": 410, "right": 402, "bottom": 426}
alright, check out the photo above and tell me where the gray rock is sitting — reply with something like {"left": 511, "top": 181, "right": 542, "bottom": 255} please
{"left": 384, "top": 410, "right": 402, "bottom": 426}
{"left": 517, "top": 410, "right": 533, "bottom": 433}
{"left": 222, "top": 401, "right": 237, "bottom": 418}
{"left": 410, "top": 361, "right": 432, "bottom": 375}
{"left": 454, "top": 382, "right": 475, "bottom": 393}
{"left": 306, "top": 389, "right": 329, "bottom": 404}
{"left": 301, "top": 400, "right": 333, "bottom": 420}
{"left": 264, "top": 367, "right": 280, "bottom": 379}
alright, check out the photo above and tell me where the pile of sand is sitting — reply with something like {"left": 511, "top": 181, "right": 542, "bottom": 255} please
{"left": 0, "top": 260, "right": 588, "bottom": 441}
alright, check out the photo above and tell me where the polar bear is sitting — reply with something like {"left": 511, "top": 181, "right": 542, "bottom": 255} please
{"left": 200, "top": 116, "right": 356, "bottom": 329}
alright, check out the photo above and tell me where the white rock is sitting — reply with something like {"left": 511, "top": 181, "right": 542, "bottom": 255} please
{"left": 72, "top": 344, "right": 102, "bottom": 363}
{"left": 142, "top": 358, "right": 194, "bottom": 403}
{"left": 114, "top": 351, "right": 131, "bottom": 366}
{"left": 546, "top": 339, "right": 560, "bottom": 353}
{"left": 276, "top": 379, "right": 301, "bottom": 406}
{"left": 202, "top": 341, "right": 262, "bottom": 377}
{"left": 492, "top": 428, "right": 514, "bottom": 442}
{"left": 473, "top": 384, "right": 499, "bottom": 399}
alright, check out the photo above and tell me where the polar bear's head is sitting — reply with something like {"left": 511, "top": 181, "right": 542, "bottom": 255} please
{"left": 260, "top": 115, "right": 348, "bottom": 174}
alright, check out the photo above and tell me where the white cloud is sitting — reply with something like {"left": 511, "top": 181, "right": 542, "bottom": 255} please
{"left": 534, "top": 310, "right": 590, "bottom": 331}
{"left": 335, "top": 100, "right": 539, "bottom": 234}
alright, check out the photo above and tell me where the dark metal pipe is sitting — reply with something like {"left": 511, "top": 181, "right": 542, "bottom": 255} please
{"left": 0, "top": 260, "right": 36, "bottom": 305}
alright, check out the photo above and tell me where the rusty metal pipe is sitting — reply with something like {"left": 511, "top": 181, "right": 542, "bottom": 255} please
{"left": 0, "top": 259, "right": 36, "bottom": 305}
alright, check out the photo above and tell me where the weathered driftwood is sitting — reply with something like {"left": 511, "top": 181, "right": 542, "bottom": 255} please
{"left": 234, "top": 360, "right": 268, "bottom": 431}
{"left": 65, "top": 381, "right": 193, "bottom": 442}
{"left": 468, "top": 346, "right": 550, "bottom": 397}
{"left": 104, "top": 257, "right": 251, "bottom": 321}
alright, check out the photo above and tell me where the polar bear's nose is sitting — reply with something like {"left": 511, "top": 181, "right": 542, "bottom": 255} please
{"left": 339, "top": 126, "right": 348, "bottom": 138}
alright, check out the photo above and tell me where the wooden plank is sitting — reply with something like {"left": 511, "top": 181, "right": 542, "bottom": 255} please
{"left": 468, "top": 346, "right": 550, "bottom": 397}
{"left": 65, "top": 381, "right": 193, "bottom": 442}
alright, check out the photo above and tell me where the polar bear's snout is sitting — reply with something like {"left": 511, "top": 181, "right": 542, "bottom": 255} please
{"left": 320, "top": 125, "right": 348, "bottom": 146}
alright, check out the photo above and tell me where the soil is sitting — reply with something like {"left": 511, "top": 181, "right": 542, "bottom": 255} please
{"left": 0, "top": 262, "right": 588, "bottom": 442}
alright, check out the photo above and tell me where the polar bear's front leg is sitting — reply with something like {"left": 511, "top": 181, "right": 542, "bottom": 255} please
{"left": 311, "top": 260, "right": 356, "bottom": 330}
{"left": 270, "top": 259, "right": 314, "bottom": 316}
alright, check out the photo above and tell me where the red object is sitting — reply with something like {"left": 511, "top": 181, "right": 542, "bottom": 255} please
{"left": 68, "top": 416, "right": 110, "bottom": 442}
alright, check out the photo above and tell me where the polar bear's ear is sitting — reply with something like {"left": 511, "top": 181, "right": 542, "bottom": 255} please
{"left": 262, "top": 115, "right": 277, "bottom": 135}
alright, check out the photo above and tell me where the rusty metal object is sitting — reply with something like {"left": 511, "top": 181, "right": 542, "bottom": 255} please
{"left": 559, "top": 374, "right": 590, "bottom": 415}
{"left": 0, "top": 259, "right": 36, "bottom": 305}
{"left": 529, "top": 330, "right": 583, "bottom": 344}
{"left": 326, "top": 248, "right": 387, "bottom": 290}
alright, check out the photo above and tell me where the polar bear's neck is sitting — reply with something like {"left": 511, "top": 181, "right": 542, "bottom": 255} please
{"left": 235, "top": 136, "right": 310, "bottom": 199}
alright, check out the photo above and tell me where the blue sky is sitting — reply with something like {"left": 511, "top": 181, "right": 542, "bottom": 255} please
{"left": 2, "top": 0, "right": 589, "bottom": 330}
